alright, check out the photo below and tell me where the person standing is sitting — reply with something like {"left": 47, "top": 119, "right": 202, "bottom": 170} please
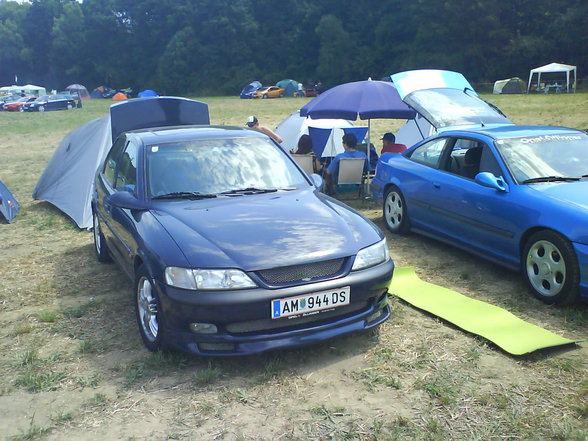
{"left": 245, "top": 115, "right": 283, "bottom": 143}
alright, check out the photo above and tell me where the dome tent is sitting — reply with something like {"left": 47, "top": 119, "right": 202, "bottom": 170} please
{"left": 276, "top": 79, "right": 299, "bottom": 97}
{"left": 66, "top": 84, "right": 90, "bottom": 99}
{"left": 138, "top": 89, "right": 158, "bottom": 97}
{"left": 493, "top": 77, "right": 526, "bottom": 94}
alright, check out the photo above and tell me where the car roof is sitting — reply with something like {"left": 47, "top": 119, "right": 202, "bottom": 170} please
{"left": 442, "top": 125, "right": 585, "bottom": 140}
{"left": 126, "top": 125, "right": 268, "bottom": 145}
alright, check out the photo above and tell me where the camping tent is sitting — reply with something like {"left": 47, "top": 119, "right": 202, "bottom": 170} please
{"left": 66, "top": 84, "right": 90, "bottom": 99}
{"left": 493, "top": 77, "right": 526, "bottom": 94}
{"left": 33, "top": 97, "right": 210, "bottom": 229}
{"left": 275, "top": 110, "right": 356, "bottom": 152}
{"left": 527, "top": 63, "right": 577, "bottom": 93}
{"left": 112, "top": 92, "right": 128, "bottom": 100}
{"left": 138, "top": 89, "right": 158, "bottom": 97}
{"left": 276, "top": 79, "right": 299, "bottom": 97}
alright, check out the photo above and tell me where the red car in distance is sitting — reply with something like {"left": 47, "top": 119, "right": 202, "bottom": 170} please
{"left": 2, "top": 96, "right": 35, "bottom": 112}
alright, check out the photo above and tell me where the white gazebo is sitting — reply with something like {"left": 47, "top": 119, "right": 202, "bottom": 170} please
{"left": 527, "top": 62, "right": 577, "bottom": 93}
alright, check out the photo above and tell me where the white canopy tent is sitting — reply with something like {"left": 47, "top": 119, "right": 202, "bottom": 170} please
{"left": 527, "top": 63, "right": 577, "bottom": 93}
{"left": 0, "top": 84, "right": 47, "bottom": 96}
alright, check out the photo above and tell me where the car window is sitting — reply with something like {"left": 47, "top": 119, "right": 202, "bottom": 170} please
{"left": 408, "top": 137, "right": 447, "bottom": 168}
{"left": 146, "top": 136, "right": 309, "bottom": 197}
{"left": 102, "top": 136, "right": 128, "bottom": 187}
{"left": 496, "top": 132, "right": 588, "bottom": 183}
{"left": 115, "top": 141, "right": 139, "bottom": 192}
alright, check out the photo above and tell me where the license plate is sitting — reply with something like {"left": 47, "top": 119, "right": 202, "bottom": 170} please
{"left": 271, "top": 286, "right": 350, "bottom": 319}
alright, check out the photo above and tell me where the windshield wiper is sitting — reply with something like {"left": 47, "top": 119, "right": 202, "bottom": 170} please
{"left": 522, "top": 176, "right": 580, "bottom": 184}
{"left": 219, "top": 187, "right": 280, "bottom": 196}
{"left": 152, "top": 191, "right": 218, "bottom": 200}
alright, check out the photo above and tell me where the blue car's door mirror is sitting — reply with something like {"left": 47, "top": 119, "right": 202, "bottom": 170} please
{"left": 106, "top": 191, "right": 148, "bottom": 210}
{"left": 475, "top": 172, "right": 509, "bottom": 192}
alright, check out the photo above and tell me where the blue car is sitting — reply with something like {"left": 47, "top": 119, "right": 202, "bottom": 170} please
{"left": 93, "top": 125, "right": 393, "bottom": 356}
{"left": 372, "top": 71, "right": 588, "bottom": 305}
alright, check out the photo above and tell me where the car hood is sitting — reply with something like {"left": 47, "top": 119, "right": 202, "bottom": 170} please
{"left": 529, "top": 181, "right": 588, "bottom": 211}
{"left": 151, "top": 188, "right": 382, "bottom": 271}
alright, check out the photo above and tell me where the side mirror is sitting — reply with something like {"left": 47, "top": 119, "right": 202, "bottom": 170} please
{"left": 310, "top": 173, "right": 323, "bottom": 190}
{"left": 106, "top": 190, "right": 147, "bottom": 210}
{"left": 475, "top": 172, "right": 509, "bottom": 192}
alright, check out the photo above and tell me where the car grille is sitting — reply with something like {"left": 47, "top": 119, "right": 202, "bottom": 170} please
{"left": 256, "top": 258, "right": 346, "bottom": 285}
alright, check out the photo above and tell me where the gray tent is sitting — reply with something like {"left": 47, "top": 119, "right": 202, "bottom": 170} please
{"left": 33, "top": 96, "right": 210, "bottom": 229}
{"left": 493, "top": 77, "right": 526, "bottom": 94}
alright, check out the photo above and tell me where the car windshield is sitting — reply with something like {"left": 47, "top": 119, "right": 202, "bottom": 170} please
{"left": 495, "top": 132, "right": 588, "bottom": 183}
{"left": 34, "top": 95, "right": 48, "bottom": 102}
{"left": 403, "top": 88, "right": 512, "bottom": 129}
{"left": 146, "top": 135, "right": 309, "bottom": 197}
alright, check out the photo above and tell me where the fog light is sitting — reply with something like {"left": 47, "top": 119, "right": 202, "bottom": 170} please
{"left": 366, "top": 309, "right": 384, "bottom": 324}
{"left": 198, "top": 342, "right": 235, "bottom": 351}
{"left": 189, "top": 323, "right": 218, "bottom": 334}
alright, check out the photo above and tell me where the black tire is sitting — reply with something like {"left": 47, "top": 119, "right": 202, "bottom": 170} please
{"left": 522, "top": 230, "right": 579, "bottom": 304}
{"left": 383, "top": 185, "right": 410, "bottom": 234}
{"left": 93, "top": 211, "right": 112, "bottom": 263}
{"left": 135, "top": 265, "right": 165, "bottom": 352}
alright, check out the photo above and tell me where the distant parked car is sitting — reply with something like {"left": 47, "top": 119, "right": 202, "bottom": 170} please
{"left": 3, "top": 97, "right": 35, "bottom": 112}
{"left": 252, "top": 86, "right": 285, "bottom": 99}
{"left": 93, "top": 124, "right": 393, "bottom": 356}
{"left": 22, "top": 94, "right": 77, "bottom": 112}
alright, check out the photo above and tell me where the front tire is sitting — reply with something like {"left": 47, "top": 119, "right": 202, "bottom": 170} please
{"left": 93, "top": 211, "right": 112, "bottom": 263}
{"left": 262, "top": 94, "right": 268, "bottom": 99}
{"left": 67, "top": 103, "right": 73, "bottom": 110}
{"left": 135, "top": 265, "right": 165, "bottom": 352}
{"left": 523, "top": 230, "right": 579, "bottom": 304}
{"left": 383, "top": 186, "right": 410, "bottom": 234}
{"left": 38, "top": 105, "right": 45, "bottom": 112}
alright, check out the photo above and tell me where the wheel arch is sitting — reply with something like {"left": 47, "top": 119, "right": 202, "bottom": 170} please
{"left": 519, "top": 226, "right": 568, "bottom": 262}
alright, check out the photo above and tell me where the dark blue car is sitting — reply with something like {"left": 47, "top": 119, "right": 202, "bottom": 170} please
{"left": 93, "top": 125, "right": 393, "bottom": 356}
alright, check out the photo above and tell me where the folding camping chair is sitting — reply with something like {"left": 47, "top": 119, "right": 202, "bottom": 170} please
{"left": 291, "top": 154, "right": 315, "bottom": 175}
{"left": 336, "top": 157, "right": 366, "bottom": 199}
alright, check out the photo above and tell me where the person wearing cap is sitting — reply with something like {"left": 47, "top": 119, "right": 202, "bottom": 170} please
{"left": 245, "top": 116, "right": 283, "bottom": 144}
{"left": 381, "top": 132, "right": 407, "bottom": 154}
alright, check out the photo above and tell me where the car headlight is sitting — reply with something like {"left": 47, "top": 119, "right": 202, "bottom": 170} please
{"left": 164, "top": 267, "right": 257, "bottom": 290}
{"left": 352, "top": 238, "right": 390, "bottom": 271}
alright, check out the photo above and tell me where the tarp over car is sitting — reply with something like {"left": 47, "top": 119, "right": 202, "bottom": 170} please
{"left": 239, "top": 80, "right": 262, "bottom": 99}
{"left": 33, "top": 97, "right": 210, "bottom": 229}
{"left": 527, "top": 62, "right": 577, "bottom": 93}
{"left": 493, "top": 77, "right": 526, "bottom": 94}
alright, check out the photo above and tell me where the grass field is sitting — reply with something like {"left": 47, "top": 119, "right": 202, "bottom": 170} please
{"left": 0, "top": 94, "right": 587, "bottom": 441}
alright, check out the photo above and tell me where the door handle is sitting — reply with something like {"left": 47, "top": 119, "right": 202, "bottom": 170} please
{"left": 432, "top": 182, "right": 441, "bottom": 189}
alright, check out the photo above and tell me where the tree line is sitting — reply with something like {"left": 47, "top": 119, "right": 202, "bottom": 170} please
{"left": 0, "top": 0, "right": 586, "bottom": 96}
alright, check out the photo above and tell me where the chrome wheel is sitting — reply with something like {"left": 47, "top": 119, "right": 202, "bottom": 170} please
{"left": 38, "top": 105, "right": 45, "bottom": 112}
{"left": 383, "top": 186, "right": 410, "bottom": 233}
{"left": 137, "top": 276, "right": 159, "bottom": 343}
{"left": 523, "top": 230, "right": 579, "bottom": 304}
{"left": 525, "top": 239, "right": 566, "bottom": 298}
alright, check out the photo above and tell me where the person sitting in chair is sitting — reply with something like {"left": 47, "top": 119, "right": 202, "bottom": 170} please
{"left": 324, "top": 133, "right": 366, "bottom": 194}
{"left": 381, "top": 132, "right": 407, "bottom": 153}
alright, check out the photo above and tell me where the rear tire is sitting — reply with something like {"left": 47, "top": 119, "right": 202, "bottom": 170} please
{"left": 135, "top": 265, "right": 165, "bottom": 352}
{"left": 522, "top": 230, "right": 579, "bottom": 304}
{"left": 38, "top": 105, "right": 45, "bottom": 112}
{"left": 67, "top": 103, "right": 73, "bottom": 110}
{"left": 383, "top": 186, "right": 410, "bottom": 234}
{"left": 262, "top": 94, "right": 268, "bottom": 99}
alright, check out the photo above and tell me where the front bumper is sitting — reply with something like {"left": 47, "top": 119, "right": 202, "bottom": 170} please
{"left": 156, "top": 259, "right": 394, "bottom": 356}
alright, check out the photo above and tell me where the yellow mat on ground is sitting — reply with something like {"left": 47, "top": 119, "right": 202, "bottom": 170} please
{"left": 389, "top": 267, "right": 580, "bottom": 355}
